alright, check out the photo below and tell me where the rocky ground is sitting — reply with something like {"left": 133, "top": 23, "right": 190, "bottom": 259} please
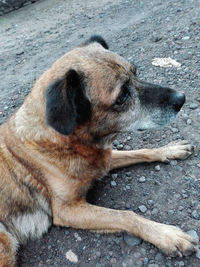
{"left": 0, "top": 0, "right": 36, "bottom": 16}
{"left": 0, "top": 0, "right": 199, "bottom": 266}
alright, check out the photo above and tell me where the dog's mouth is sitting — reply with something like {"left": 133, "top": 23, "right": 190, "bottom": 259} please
{"left": 127, "top": 87, "right": 186, "bottom": 133}
{"left": 127, "top": 101, "right": 182, "bottom": 133}
{"left": 137, "top": 128, "right": 145, "bottom": 132}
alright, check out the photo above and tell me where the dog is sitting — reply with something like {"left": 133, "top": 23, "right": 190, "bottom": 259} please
{"left": 0, "top": 36, "right": 197, "bottom": 266}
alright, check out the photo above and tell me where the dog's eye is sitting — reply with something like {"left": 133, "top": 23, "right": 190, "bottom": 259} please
{"left": 115, "top": 84, "right": 130, "bottom": 106}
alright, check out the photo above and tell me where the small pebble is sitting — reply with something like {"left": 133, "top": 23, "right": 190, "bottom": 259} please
{"left": 139, "top": 176, "right": 146, "bottom": 183}
{"left": 16, "top": 51, "right": 24, "bottom": 56}
{"left": 166, "top": 261, "right": 173, "bottom": 267}
{"left": 191, "top": 210, "right": 199, "bottom": 219}
{"left": 182, "top": 36, "right": 190, "bottom": 40}
{"left": 184, "top": 176, "right": 192, "bottom": 181}
{"left": 112, "top": 173, "right": 118, "bottom": 179}
{"left": 176, "top": 166, "right": 183, "bottom": 172}
{"left": 139, "top": 205, "right": 147, "bottom": 213}
{"left": 143, "top": 258, "right": 149, "bottom": 264}
{"left": 174, "top": 193, "right": 181, "bottom": 199}
{"left": 124, "top": 145, "right": 131, "bottom": 150}
{"left": 152, "top": 208, "right": 159, "bottom": 215}
{"left": 171, "top": 127, "right": 179, "bottom": 133}
{"left": 155, "top": 252, "right": 164, "bottom": 262}
{"left": 196, "top": 247, "right": 200, "bottom": 259}
{"left": 186, "top": 118, "right": 192, "bottom": 125}
{"left": 110, "top": 258, "right": 117, "bottom": 264}
{"left": 181, "top": 113, "right": 188, "bottom": 119}
{"left": 110, "top": 181, "right": 117, "bottom": 187}
{"left": 154, "top": 180, "right": 161, "bottom": 186}
{"left": 168, "top": 209, "right": 174, "bottom": 215}
{"left": 96, "top": 251, "right": 101, "bottom": 257}
{"left": 123, "top": 233, "right": 142, "bottom": 247}
{"left": 189, "top": 103, "right": 198, "bottom": 109}
{"left": 113, "top": 140, "right": 119, "bottom": 146}
{"left": 74, "top": 232, "right": 82, "bottom": 241}
{"left": 147, "top": 199, "right": 154, "bottom": 206}
{"left": 151, "top": 36, "right": 162, "bottom": 42}
{"left": 175, "top": 261, "right": 185, "bottom": 266}
{"left": 66, "top": 250, "right": 78, "bottom": 263}
{"left": 133, "top": 252, "right": 141, "bottom": 259}
{"left": 188, "top": 208, "right": 192, "bottom": 214}
{"left": 170, "top": 160, "right": 178, "bottom": 166}
{"left": 187, "top": 229, "right": 199, "bottom": 243}
{"left": 155, "top": 165, "right": 161, "bottom": 171}
{"left": 117, "top": 144, "right": 123, "bottom": 150}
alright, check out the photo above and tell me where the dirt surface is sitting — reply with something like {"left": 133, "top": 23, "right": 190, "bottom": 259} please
{"left": 0, "top": 0, "right": 36, "bottom": 16}
{"left": 0, "top": 0, "right": 200, "bottom": 266}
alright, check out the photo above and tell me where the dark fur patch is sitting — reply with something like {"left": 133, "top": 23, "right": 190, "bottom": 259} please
{"left": 137, "top": 82, "right": 185, "bottom": 111}
{"left": 46, "top": 70, "right": 91, "bottom": 135}
{"left": 84, "top": 35, "right": 109, "bottom": 49}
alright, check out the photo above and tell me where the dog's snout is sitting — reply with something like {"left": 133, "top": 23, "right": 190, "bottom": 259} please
{"left": 171, "top": 92, "right": 185, "bottom": 112}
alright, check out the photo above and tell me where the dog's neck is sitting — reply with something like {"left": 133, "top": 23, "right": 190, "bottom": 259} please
{"left": 9, "top": 102, "right": 111, "bottom": 154}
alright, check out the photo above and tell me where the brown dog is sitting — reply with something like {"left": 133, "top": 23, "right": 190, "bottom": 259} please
{"left": 0, "top": 36, "right": 197, "bottom": 266}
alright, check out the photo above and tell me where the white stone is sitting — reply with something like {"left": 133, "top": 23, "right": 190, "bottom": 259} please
{"left": 66, "top": 250, "right": 78, "bottom": 263}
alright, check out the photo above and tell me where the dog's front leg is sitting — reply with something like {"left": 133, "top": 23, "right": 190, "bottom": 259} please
{"left": 52, "top": 199, "right": 196, "bottom": 257}
{"left": 110, "top": 140, "right": 193, "bottom": 170}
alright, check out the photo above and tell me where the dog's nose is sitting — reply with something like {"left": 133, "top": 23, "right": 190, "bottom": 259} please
{"left": 171, "top": 91, "right": 185, "bottom": 112}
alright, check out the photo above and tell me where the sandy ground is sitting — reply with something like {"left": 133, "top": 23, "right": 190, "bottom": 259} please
{"left": 0, "top": 0, "right": 200, "bottom": 266}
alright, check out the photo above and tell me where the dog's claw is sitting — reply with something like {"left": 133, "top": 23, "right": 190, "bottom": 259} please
{"left": 176, "top": 250, "right": 183, "bottom": 258}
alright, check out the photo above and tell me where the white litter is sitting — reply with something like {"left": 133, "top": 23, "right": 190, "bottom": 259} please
{"left": 152, "top": 57, "right": 181, "bottom": 68}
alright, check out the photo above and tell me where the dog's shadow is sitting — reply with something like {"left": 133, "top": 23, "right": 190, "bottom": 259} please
{"left": 86, "top": 179, "right": 106, "bottom": 205}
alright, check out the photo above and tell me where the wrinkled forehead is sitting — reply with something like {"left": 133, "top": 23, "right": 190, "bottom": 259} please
{"left": 72, "top": 44, "right": 134, "bottom": 103}
{"left": 68, "top": 43, "right": 135, "bottom": 78}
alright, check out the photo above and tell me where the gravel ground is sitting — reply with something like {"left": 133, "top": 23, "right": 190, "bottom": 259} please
{"left": 0, "top": 0, "right": 36, "bottom": 16}
{"left": 0, "top": 0, "right": 200, "bottom": 266}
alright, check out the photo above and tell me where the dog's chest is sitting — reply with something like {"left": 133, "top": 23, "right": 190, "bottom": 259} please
{"left": 11, "top": 193, "right": 52, "bottom": 243}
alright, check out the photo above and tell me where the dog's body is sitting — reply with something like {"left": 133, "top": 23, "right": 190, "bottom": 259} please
{"left": 0, "top": 36, "right": 197, "bottom": 266}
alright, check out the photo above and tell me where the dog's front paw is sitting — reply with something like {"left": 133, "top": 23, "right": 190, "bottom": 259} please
{"left": 153, "top": 224, "right": 197, "bottom": 257}
{"left": 158, "top": 140, "right": 194, "bottom": 162}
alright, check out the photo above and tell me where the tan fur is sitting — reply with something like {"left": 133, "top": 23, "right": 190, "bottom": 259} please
{"left": 0, "top": 41, "right": 196, "bottom": 266}
{"left": 0, "top": 232, "right": 15, "bottom": 267}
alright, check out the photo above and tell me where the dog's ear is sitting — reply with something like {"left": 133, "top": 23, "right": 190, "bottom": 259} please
{"left": 45, "top": 69, "right": 91, "bottom": 135}
{"left": 84, "top": 35, "right": 109, "bottom": 49}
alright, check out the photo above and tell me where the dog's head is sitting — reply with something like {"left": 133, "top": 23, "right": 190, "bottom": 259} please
{"left": 45, "top": 36, "right": 185, "bottom": 145}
